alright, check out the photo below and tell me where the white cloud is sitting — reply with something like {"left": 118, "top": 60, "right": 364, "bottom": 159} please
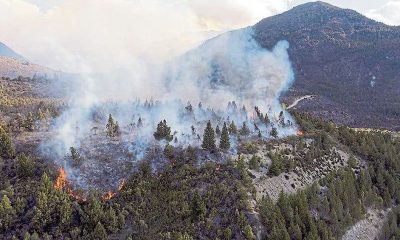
{"left": 366, "top": 0, "right": 400, "bottom": 26}
{"left": 0, "top": 0, "right": 290, "bottom": 72}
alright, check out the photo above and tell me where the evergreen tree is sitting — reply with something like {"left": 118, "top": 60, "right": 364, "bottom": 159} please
{"left": 191, "top": 191, "right": 206, "bottom": 221}
{"left": 137, "top": 117, "right": 143, "bottom": 128}
{"left": 219, "top": 122, "right": 230, "bottom": 151}
{"left": 153, "top": 120, "right": 173, "bottom": 142}
{"left": 69, "top": 147, "right": 82, "bottom": 164}
{"left": 0, "top": 195, "right": 16, "bottom": 231}
{"left": 15, "top": 153, "right": 35, "bottom": 178}
{"left": 271, "top": 127, "right": 278, "bottom": 138}
{"left": 93, "top": 222, "right": 108, "bottom": 240}
{"left": 229, "top": 121, "right": 237, "bottom": 135}
{"left": 279, "top": 111, "right": 285, "bottom": 126}
{"left": 240, "top": 122, "right": 250, "bottom": 136}
{"left": 106, "top": 114, "right": 115, "bottom": 137}
{"left": 24, "top": 112, "right": 35, "bottom": 131}
{"left": 202, "top": 121, "right": 216, "bottom": 151}
{"left": 249, "top": 155, "right": 261, "bottom": 171}
{"left": 0, "top": 126, "right": 15, "bottom": 158}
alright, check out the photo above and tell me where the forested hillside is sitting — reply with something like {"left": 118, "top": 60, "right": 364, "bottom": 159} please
{"left": 254, "top": 2, "right": 400, "bottom": 130}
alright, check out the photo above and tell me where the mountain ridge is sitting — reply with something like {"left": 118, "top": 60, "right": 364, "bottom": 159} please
{"left": 0, "top": 42, "right": 25, "bottom": 60}
{"left": 253, "top": 1, "right": 400, "bottom": 130}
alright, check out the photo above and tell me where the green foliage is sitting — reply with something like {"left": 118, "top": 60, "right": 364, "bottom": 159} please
{"left": 219, "top": 122, "right": 230, "bottom": 151}
{"left": 0, "top": 126, "right": 15, "bottom": 158}
{"left": 202, "top": 121, "right": 216, "bottom": 151}
{"left": 229, "top": 121, "right": 237, "bottom": 135}
{"left": 106, "top": 114, "right": 120, "bottom": 137}
{"left": 153, "top": 119, "right": 173, "bottom": 142}
{"left": 93, "top": 222, "right": 108, "bottom": 240}
{"left": 240, "top": 122, "right": 250, "bottom": 136}
{"left": 249, "top": 155, "right": 261, "bottom": 171}
{"left": 69, "top": 147, "right": 82, "bottom": 164}
{"left": 0, "top": 195, "right": 16, "bottom": 231}
{"left": 15, "top": 153, "right": 35, "bottom": 178}
{"left": 269, "top": 153, "right": 284, "bottom": 176}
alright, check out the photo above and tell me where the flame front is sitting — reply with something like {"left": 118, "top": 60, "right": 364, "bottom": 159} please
{"left": 54, "top": 168, "right": 67, "bottom": 190}
{"left": 54, "top": 168, "right": 125, "bottom": 201}
{"left": 54, "top": 167, "right": 86, "bottom": 201}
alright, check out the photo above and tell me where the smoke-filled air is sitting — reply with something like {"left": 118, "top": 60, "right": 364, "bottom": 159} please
{"left": 39, "top": 27, "right": 297, "bottom": 193}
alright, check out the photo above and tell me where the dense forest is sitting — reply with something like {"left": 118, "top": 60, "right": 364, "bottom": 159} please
{"left": 1, "top": 103, "right": 400, "bottom": 239}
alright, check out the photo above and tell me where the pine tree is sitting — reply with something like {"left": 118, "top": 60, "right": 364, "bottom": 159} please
{"left": 0, "top": 126, "right": 15, "bottom": 158}
{"left": 106, "top": 114, "right": 115, "bottom": 137}
{"left": 240, "top": 122, "right": 250, "bottom": 136}
{"left": 24, "top": 112, "right": 34, "bottom": 131}
{"left": 15, "top": 153, "right": 35, "bottom": 178}
{"left": 83, "top": 193, "right": 104, "bottom": 229}
{"left": 279, "top": 111, "right": 285, "bottom": 126}
{"left": 202, "top": 121, "right": 216, "bottom": 151}
{"left": 219, "top": 122, "right": 230, "bottom": 151}
{"left": 93, "top": 222, "right": 108, "bottom": 240}
{"left": 191, "top": 191, "right": 206, "bottom": 221}
{"left": 271, "top": 127, "right": 278, "bottom": 138}
{"left": 153, "top": 120, "right": 173, "bottom": 142}
{"left": 229, "top": 121, "right": 237, "bottom": 135}
{"left": 249, "top": 155, "right": 261, "bottom": 171}
{"left": 70, "top": 147, "right": 82, "bottom": 164}
{"left": 243, "top": 224, "right": 255, "bottom": 240}
{"left": 264, "top": 113, "right": 271, "bottom": 125}
{"left": 0, "top": 195, "right": 16, "bottom": 231}
{"left": 137, "top": 117, "right": 143, "bottom": 128}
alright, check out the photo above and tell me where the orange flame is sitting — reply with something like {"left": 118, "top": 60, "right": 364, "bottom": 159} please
{"left": 103, "top": 191, "right": 116, "bottom": 200}
{"left": 102, "top": 179, "right": 126, "bottom": 200}
{"left": 54, "top": 168, "right": 67, "bottom": 190}
{"left": 54, "top": 167, "right": 125, "bottom": 201}
{"left": 54, "top": 168, "right": 86, "bottom": 201}
{"left": 297, "top": 130, "right": 304, "bottom": 136}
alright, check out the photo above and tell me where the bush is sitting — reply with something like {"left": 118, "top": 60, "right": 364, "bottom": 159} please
{"left": 0, "top": 126, "right": 15, "bottom": 158}
{"left": 15, "top": 154, "right": 35, "bottom": 178}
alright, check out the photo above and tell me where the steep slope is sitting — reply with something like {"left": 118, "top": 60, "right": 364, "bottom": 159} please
{"left": 0, "top": 42, "right": 25, "bottom": 60}
{"left": 254, "top": 1, "right": 400, "bottom": 129}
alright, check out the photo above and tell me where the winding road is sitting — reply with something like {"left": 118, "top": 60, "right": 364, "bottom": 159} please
{"left": 287, "top": 95, "right": 315, "bottom": 109}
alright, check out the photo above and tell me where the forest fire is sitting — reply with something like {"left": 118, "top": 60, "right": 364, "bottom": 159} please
{"left": 54, "top": 168, "right": 126, "bottom": 201}
{"left": 297, "top": 130, "right": 304, "bottom": 136}
{"left": 54, "top": 168, "right": 86, "bottom": 201}
{"left": 103, "top": 179, "right": 126, "bottom": 200}
{"left": 54, "top": 168, "right": 67, "bottom": 190}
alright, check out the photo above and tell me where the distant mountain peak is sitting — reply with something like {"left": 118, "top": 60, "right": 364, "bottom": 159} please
{"left": 0, "top": 42, "right": 25, "bottom": 61}
{"left": 292, "top": 1, "right": 340, "bottom": 10}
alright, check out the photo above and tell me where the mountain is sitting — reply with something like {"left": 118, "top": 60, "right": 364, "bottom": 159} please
{"left": 254, "top": 1, "right": 400, "bottom": 130}
{"left": 0, "top": 42, "right": 59, "bottom": 79}
{"left": 0, "top": 42, "right": 25, "bottom": 60}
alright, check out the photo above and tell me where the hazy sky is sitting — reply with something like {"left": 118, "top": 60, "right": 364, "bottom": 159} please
{"left": 0, "top": 0, "right": 398, "bottom": 72}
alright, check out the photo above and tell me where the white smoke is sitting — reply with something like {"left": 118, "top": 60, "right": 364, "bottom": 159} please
{"left": 45, "top": 27, "right": 296, "bottom": 161}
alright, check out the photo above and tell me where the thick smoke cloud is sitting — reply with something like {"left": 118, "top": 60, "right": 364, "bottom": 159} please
{"left": 49, "top": 28, "right": 296, "bottom": 155}
{"left": 0, "top": 0, "right": 288, "bottom": 73}
{"left": 1, "top": 0, "right": 297, "bottom": 190}
{"left": 39, "top": 27, "right": 298, "bottom": 191}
